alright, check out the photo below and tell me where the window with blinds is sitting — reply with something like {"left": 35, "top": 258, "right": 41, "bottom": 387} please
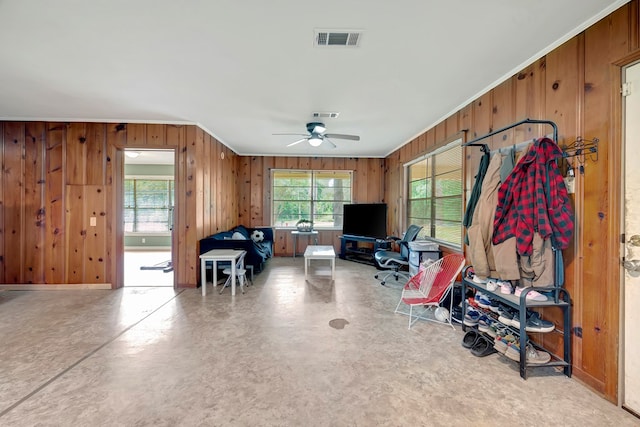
{"left": 124, "top": 179, "right": 174, "bottom": 233}
{"left": 406, "top": 140, "right": 462, "bottom": 247}
{"left": 271, "top": 170, "right": 352, "bottom": 229}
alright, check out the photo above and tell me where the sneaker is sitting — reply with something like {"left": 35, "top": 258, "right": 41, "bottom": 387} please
{"left": 525, "top": 312, "right": 555, "bottom": 333}
{"left": 524, "top": 343, "right": 551, "bottom": 364}
{"left": 493, "top": 333, "right": 516, "bottom": 354}
{"left": 497, "top": 305, "right": 517, "bottom": 326}
{"left": 476, "top": 294, "right": 492, "bottom": 309}
{"left": 499, "top": 280, "right": 514, "bottom": 295}
{"left": 514, "top": 286, "right": 548, "bottom": 302}
{"left": 478, "top": 314, "right": 492, "bottom": 332}
{"left": 489, "top": 299, "right": 501, "bottom": 313}
{"left": 463, "top": 307, "right": 480, "bottom": 326}
{"left": 451, "top": 305, "right": 463, "bottom": 323}
{"left": 486, "top": 279, "right": 499, "bottom": 292}
{"left": 504, "top": 341, "right": 522, "bottom": 361}
{"left": 472, "top": 275, "right": 488, "bottom": 284}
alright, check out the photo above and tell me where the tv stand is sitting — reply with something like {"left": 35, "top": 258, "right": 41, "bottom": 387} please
{"left": 339, "top": 235, "right": 390, "bottom": 266}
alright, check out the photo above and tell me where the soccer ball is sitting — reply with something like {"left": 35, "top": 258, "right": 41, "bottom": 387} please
{"left": 251, "top": 229, "right": 265, "bottom": 243}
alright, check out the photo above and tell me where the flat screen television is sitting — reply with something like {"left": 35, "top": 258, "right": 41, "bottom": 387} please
{"left": 342, "top": 203, "right": 388, "bottom": 239}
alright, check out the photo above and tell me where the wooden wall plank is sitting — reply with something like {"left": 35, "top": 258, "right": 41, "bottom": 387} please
{"left": 83, "top": 185, "right": 107, "bottom": 282}
{"left": 126, "top": 123, "right": 146, "bottom": 146}
{"left": 65, "top": 185, "right": 86, "bottom": 284}
{"left": 45, "top": 123, "right": 66, "bottom": 283}
{"left": 146, "top": 124, "right": 166, "bottom": 146}
{"left": 66, "top": 123, "right": 86, "bottom": 185}
{"left": 3, "top": 123, "right": 25, "bottom": 283}
{"left": 0, "top": 123, "right": 4, "bottom": 283}
{"left": 86, "top": 123, "right": 106, "bottom": 186}
{"left": 23, "top": 122, "right": 46, "bottom": 284}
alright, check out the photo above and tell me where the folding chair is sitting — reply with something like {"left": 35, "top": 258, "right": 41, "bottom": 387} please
{"left": 394, "top": 253, "right": 466, "bottom": 329}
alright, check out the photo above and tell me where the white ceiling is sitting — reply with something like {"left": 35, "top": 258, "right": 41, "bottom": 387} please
{"left": 0, "top": 1, "right": 629, "bottom": 158}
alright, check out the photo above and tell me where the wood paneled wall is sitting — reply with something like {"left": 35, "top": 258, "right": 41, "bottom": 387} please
{"left": 384, "top": 2, "right": 640, "bottom": 401}
{"left": 0, "top": 122, "right": 237, "bottom": 288}
{"left": 237, "top": 156, "right": 385, "bottom": 256}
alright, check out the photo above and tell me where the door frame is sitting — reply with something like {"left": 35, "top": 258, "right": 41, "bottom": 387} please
{"left": 619, "top": 58, "right": 640, "bottom": 416}
{"left": 114, "top": 147, "right": 178, "bottom": 289}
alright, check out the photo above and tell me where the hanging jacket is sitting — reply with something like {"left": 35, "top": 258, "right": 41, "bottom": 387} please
{"left": 467, "top": 153, "right": 502, "bottom": 279}
{"left": 463, "top": 149, "right": 490, "bottom": 230}
{"left": 492, "top": 137, "right": 574, "bottom": 255}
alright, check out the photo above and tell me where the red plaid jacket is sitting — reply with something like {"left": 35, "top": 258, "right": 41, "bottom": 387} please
{"left": 492, "top": 137, "right": 574, "bottom": 255}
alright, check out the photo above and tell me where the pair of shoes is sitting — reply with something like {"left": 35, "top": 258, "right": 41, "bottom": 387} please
{"left": 478, "top": 314, "right": 498, "bottom": 333}
{"left": 504, "top": 341, "right": 551, "bottom": 364}
{"left": 475, "top": 292, "right": 492, "bottom": 309}
{"left": 489, "top": 299, "right": 500, "bottom": 313}
{"left": 499, "top": 280, "right": 514, "bottom": 294}
{"left": 514, "top": 286, "right": 548, "bottom": 302}
{"left": 486, "top": 279, "right": 499, "bottom": 292}
{"left": 497, "top": 305, "right": 518, "bottom": 326}
{"left": 493, "top": 333, "right": 517, "bottom": 354}
{"left": 451, "top": 305, "right": 463, "bottom": 323}
{"left": 525, "top": 312, "right": 555, "bottom": 333}
{"left": 470, "top": 335, "right": 497, "bottom": 357}
{"left": 472, "top": 275, "right": 488, "bottom": 284}
{"left": 463, "top": 307, "right": 480, "bottom": 326}
{"left": 462, "top": 329, "right": 481, "bottom": 348}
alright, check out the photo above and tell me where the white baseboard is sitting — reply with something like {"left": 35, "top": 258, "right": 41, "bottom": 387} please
{"left": 0, "top": 283, "right": 113, "bottom": 290}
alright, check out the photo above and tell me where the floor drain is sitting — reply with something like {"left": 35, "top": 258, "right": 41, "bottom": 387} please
{"left": 329, "top": 318, "right": 349, "bottom": 329}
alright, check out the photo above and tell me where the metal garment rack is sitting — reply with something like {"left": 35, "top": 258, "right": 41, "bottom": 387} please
{"left": 461, "top": 118, "right": 571, "bottom": 379}
{"left": 462, "top": 118, "right": 559, "bottom": 151}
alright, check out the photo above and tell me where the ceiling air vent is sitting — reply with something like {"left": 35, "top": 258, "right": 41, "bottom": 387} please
{"left": 312, "top": 112, "right": 340, "bottom": 119}
{"left": 315, "top": 30, "right": 361, "bottom": 47}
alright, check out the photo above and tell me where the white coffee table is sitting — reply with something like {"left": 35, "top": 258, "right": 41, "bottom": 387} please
{"left": 304, "top": 245, "right": 336, "bottom": 281}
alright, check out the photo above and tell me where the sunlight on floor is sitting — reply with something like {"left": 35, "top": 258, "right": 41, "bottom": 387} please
{"left": 124, "top": 250, "right": 173, "bottom": 287}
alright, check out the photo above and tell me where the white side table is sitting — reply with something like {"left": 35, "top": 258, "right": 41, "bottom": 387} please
{"left": 304, "top": 245, "right": 336, "bottom": 281}
{"left": 292, "top": 230, "right": 319, "bottom": 257}
{"left": 199, "top": 249, "right": 246, "bottom": 296}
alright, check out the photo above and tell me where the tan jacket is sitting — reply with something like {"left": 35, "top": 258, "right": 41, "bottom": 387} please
{"left": 467, "top": 153, "right": 502, "bottom": 279}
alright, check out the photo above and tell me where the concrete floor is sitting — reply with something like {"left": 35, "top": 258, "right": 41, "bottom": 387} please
{"left": 0, "top": 257, "right": 637, "bottom": 426}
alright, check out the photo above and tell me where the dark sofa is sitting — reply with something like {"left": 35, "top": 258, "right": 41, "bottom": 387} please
{"left": 199, "top": 225, "right": 274, "bottom": 273}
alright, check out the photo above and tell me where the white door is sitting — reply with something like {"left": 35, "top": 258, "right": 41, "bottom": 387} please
{"left": 623, "top": 61, "right": 640, "bottom": 415}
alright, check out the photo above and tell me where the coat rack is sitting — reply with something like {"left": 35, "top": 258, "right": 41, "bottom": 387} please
{"left": 561, "top": 137, "right": 599, "bottom": 175}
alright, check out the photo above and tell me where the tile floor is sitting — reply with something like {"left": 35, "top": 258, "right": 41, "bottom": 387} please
{"left": 0, "top": 257, "right": 637, "bottom": 426}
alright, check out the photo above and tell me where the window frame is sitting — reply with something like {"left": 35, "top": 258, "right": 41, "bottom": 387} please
{"left": 124, "top": 175, "right": 175, "bottom": 236}
{"left": 270, "top": 169, "right": 353, "bottom": 230}
{"left": 404, "top": 138, "right": 463, "bottom": 249}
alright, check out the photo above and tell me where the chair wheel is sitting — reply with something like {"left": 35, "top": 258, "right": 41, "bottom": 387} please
{"left": 374, "top": 274, "right": 379, "bottom": 279}
{"left": 381, "top": 281, "right": 386, "bottom": 286}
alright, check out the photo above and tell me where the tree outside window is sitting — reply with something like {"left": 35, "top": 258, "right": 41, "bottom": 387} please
{"left": 272, "top": 170, "right": 352, "bottom": 228}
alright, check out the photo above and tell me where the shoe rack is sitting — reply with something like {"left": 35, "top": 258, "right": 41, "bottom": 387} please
{"left": 461, "top": 267, "right": 572, "bottom": 380}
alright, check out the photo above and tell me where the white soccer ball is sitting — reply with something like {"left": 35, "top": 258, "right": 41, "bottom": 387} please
{"left": 435, "top": 307, "right": 450, "bottom": 322}
{"left": 251, "top": 229, "right": 265, "bottom": 243}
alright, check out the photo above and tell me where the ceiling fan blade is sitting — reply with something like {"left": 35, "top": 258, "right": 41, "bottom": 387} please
{"left": 286, "top": 138, "right": 308, "bottom": 147}
{"left": 324, "top": 138, "right": 337, "bottom": 149}
{"left": 273, "top": 133, "right": 309, "bottom": 136}
{"left": 324, "top": 133, "right": 360, "bottom": 141}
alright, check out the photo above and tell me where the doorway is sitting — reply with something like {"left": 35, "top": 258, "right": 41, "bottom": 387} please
{"left": 622, "top": 60, "right": 640, "bottom": 416}
{"left": 123, "top": 148, "right": 175, "bottom": 287}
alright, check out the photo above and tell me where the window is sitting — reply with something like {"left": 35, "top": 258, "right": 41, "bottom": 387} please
{"left": 271, "top": 170, "right": 352, "bottom": 229}
{"left": 406, "top": 140, "right": 463, "bottom": 247}
{"left": 124, "top": 178, "right": 174, "bottom": 233}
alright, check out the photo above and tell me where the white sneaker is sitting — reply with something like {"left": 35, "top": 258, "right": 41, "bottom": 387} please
{"left": 499, "top": 281, "right": 513, "bottom": 294}
{"left": 472, "top": 275, "right": 488, "bottom": 284}
{"left": 486, "top": 279, "right": 499, "bottom": 292}
{"left": 514, "top": 287, "right": 548, "bottom": 302}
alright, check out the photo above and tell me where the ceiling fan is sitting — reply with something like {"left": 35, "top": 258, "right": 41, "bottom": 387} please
{"left": 274, "top": 122, "right": 360, "bottom": 148}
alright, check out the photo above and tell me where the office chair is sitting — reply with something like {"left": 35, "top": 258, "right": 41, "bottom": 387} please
{"left": 373, "top": 224, "right": 423, "bottom": 285}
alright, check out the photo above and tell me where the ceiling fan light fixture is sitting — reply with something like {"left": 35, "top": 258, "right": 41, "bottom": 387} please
{"left": 308, "top": 137, "right": 323, "bottom": 147}
{"left": 313, "top": 124, "right": 326, "bottom": 133}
